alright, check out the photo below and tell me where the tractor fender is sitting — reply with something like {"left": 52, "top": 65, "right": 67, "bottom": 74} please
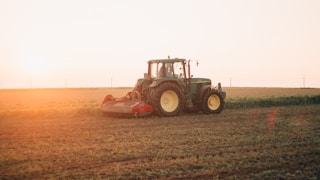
{"left": 197, "top": 85, "right": 212, "bottom": 102}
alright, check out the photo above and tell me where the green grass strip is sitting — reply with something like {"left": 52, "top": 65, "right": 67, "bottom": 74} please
{"left": 226, "top": 95, "right": 320, "bottom": 109}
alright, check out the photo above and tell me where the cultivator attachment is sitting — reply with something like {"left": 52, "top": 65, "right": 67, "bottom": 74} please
{"left": 101, "top": 91, "right": 153, "bottom": 117}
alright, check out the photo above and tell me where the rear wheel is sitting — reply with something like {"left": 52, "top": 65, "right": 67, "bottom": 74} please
{"left": 201, "top": 90, "right": 224, "bottom": 114}
{"left": 150, "top": 82, "right": 184, "bottom": 116}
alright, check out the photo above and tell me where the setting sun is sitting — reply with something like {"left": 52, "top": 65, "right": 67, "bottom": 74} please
{"left": 23, "top": 58, "right": 47, "bottom": 77}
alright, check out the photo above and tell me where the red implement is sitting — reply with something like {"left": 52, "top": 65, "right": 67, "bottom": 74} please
{"left": 101, "top": 91, "right": 153, "bottom": 117}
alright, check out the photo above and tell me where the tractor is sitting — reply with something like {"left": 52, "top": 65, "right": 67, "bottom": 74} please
{"left": 102, "top": 58, "right": 226, "bottom": 117}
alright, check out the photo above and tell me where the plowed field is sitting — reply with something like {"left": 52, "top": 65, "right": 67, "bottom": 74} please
{"left": 0, "top": 87, "right": 319, "bottom": 179}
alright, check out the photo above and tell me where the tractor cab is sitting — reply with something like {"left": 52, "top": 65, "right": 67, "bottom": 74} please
{"left": 135, "top": 59, "right": 188, "bottom": 101}
{"left": 148, "top": 59, "right": 187, "bottom": 79}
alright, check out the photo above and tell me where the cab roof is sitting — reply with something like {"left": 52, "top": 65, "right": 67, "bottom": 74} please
{"left": 148, "top": 58, "right": 186, "bottom": 64}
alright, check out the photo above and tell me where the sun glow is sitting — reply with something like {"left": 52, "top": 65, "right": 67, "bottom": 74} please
{"left": 23, "top": 57, "right": 47, "bottom": 77}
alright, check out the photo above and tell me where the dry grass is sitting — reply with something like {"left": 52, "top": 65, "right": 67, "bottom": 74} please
{"left": 1, "top": 87, "right": 319, "bottom": 116}
{"left": 0, "top": 87, "right": 320, "bottom": 179}
{"left": 0, "top": 88, "right": 130, "bottom": 118}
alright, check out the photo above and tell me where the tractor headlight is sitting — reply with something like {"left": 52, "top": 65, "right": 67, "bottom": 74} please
{"left": 151, "top": 80, "right": 157, "bottom": 85}
{"left": 150, "top": 80, "right": 158, "bottom": 87}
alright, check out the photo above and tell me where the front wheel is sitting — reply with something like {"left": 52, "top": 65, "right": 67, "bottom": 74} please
{"left": 201, "top": 90, "right": 224, "bottom": 114}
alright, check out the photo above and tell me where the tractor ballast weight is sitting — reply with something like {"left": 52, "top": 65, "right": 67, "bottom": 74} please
{"left": 101, "top": 58, "right": 226, "bottom": 117}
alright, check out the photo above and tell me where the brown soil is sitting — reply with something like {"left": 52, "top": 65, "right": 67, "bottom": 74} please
{"left": 1, "top": 87, "right": 319, "bottom": 179}
{"left": 1, "top": 104, "right": 319, "bottom": 179}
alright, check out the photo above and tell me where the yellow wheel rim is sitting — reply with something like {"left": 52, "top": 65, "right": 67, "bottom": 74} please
{"left": 207, "top": 94, "right": 221, "bottom": 110}
{"left": 160, "top": 90, "right": 179, "bottom": 112}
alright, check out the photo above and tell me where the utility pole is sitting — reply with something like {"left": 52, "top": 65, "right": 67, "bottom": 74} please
{"left": 65, "top": 79, "right": 68, "bottom": 88}
{"left": 230, "top": 77, "right": 232, "bottom": 87}
{"left": 303, "top": 75, "right": 305, "bottom": 88}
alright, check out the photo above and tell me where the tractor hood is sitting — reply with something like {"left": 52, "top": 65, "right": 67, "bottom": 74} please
{"left": 190, "top": 78, "right": 212, "bottom": 85}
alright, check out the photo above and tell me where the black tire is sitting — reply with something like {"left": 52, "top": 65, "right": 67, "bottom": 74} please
{"left": 149, "top": 82, "right": 184, "bottom": 116}
{"left": 200, "top": 90, "right": 224, "bottom": 114}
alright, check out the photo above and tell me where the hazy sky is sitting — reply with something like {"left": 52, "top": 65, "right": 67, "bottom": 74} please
{"left": 1, "top": 0, "right": 319, "bottom": 88}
